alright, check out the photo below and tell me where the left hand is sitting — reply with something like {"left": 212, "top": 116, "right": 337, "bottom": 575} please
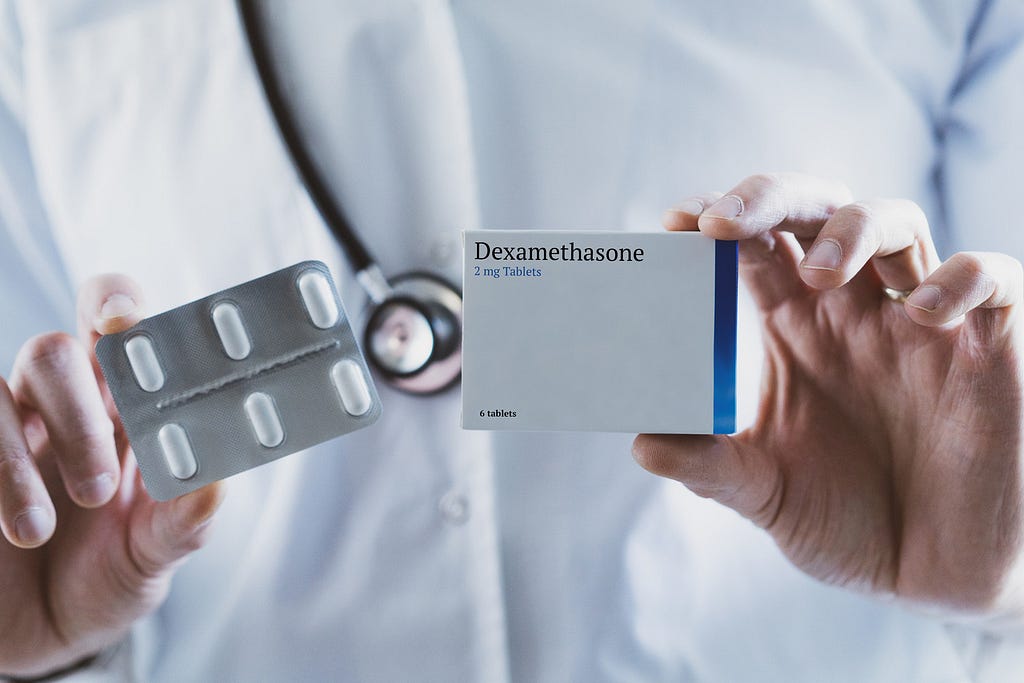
{"left": 633, "top": 172, "right": 1024, "bottom": 621}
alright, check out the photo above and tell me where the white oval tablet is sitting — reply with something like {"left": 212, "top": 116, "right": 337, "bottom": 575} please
{"left": 211, "top": 301, "right": 251, "bottom": 360}
{"left": 244, "top": 392, "right": 285, "bottom": 448}
{"left": 157, "top": 423, "right": 198, "bottom": 480}
{"left": 332, "top": 359, "right": 372, "bottom": 416}
{"left": 124, "top": 335, "right": 165, "bottom": 392}
{"left": 298, "top": 270, "right": 339, "bottom": 329}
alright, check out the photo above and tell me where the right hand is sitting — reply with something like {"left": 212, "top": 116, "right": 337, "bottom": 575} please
{"left": 0, "top": 275, "right": 224, "bottom": 679}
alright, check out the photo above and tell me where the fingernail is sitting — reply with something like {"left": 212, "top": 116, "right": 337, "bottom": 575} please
{"left": 671, "top": 199, "right": 706, "bottom": 216}
{"left": 703, "top": 195, "right": 744, "bottom": 220}
{"left": 172, "top": 483, "right": 226, "bottom": 532}
{"left": 907, "top": 285, "right": 941, "bottom": 312}
{"left": 15, "top": 507, "right": 52, "bottom": 545}
{"left": 100, "top": 294, "right": 136, "bottom": 320}
{"left": 802, "top": 239, "right": 843, "bottom": 271}
{"left": 77, "top": 472, "right": 117, "bottom": 507}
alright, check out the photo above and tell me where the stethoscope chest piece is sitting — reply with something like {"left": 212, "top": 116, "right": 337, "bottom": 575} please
{"left": 364, "top": 273, "right": 462, "bottom": 395}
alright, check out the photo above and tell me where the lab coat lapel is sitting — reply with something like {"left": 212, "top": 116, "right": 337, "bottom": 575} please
{"left": 16, "top": 0, "right": 480, "bottom": 315}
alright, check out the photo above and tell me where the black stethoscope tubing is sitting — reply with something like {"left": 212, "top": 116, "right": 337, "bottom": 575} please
{"left": 237, "top": 1, "right": 376, "bottom": 276}
{"left": 236, "top": 1, "right": 463, "bottom": 393}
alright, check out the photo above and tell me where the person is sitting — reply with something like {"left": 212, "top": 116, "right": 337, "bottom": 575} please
{"left": 1, "top": 0, "right": 1023, "bottom": 681}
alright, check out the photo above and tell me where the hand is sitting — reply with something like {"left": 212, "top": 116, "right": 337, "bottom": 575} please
{"left": 634, "top": 173, "right": 1024, "bottom": 620}
{"left": 0, "top": 275, "right": 224, "bottom": 678}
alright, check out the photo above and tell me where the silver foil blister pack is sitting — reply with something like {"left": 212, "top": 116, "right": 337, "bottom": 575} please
{"left": 96, "top": 261, "right": 382, "bottom": 500}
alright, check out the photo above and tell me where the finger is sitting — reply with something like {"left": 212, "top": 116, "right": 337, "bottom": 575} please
{"left": 737, "top": 231, "right": 811, "bottom": 312}
{"left": 904, "top": 252, "right": 1024, "bottom": 336}
{"left": 663, "top": 186, "right": 812, "bottom": 312}
{"left": 662, "top": 192, "right": 724, "bottom": 232}
{"left": 76, "top": 274, "right": 144, "bottom": 418}
{"left": 76, "top": 273, "right": 145, "bottom": 345}
{"left": 9, "top": 333, "right": 120, "bottom": 508}
{"left": 696, "top": 172, "right": 854, "bottom": 241}
{"left": 633, "top": 433, "right": 784, "bottom": 529}
{"left": 798, "top": 199, "right": 939, "bottom": 291}
{"left": 125, "top": 482, "right": 225, "bottom": 580}
{"left": 0, "top": 378, "right": 55, "bottom": 547}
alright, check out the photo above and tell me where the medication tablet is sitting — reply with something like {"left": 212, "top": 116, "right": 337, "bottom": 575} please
{"left": 332, "top": 359, "right": 372, "bottom": 416}
{"left": 298, "top": 270, "right": 340, "bottom": 328}
{"left": 158, "top": 423, "right": 199, "bottom": 480}
{"left": 95, "top": 261, "right": 383, "bottom": 501}
{"left": 124, "top": 335, "right": 165, "bottom": 392}
{"left": 211, "top": 301, "right": 251, "bottom": 360}
{"left": 244, "top": 392, "right": 285, "bottom": 448}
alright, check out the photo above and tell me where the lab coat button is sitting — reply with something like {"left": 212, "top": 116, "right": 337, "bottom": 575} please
{"left": 439, "top": 491, "right": 470, "bottom": 525}
{"left": 430, "top": 237, "right": 455, "bottom": 266}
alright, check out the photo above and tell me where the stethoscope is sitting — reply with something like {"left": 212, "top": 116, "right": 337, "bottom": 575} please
{"left": 237, "top": 1, "right": 463, "bottom": 395}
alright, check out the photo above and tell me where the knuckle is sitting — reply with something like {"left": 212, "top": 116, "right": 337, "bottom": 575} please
{"left": 949, "top": 252, "right": 987, "bottom": 280}
{"left": 744, "top": 172, "right": 783, "bottom": 195}
{"left": 57, "top": 426, "right": 116, "bottom": 468}
{"left": 71, "top": 423, "right": 115, "bottom": 453}
{"left": 1006, "top": 256, "right": 1023, "bottom": 288}
{"left": 109, "top": 543, "right": 166, "bottom": 603}
{"left": 126, "top": 533, "right": 167, "bottom": 581}
{"left": 685, "top": 480, "right": 728, "bottom": 500}
{"left": 17, "top": 332, "right": 79, "bottom": 375}
{"left": 0, "top": 443, "right": 36, "bottom": 483}
{"left": 829, "top": 203, "right": 882, "bottom": 251}
{"left": 833, "top": 180, "right": 855, "bottom": 204}
{"left": 824, "top": 203, "right": 886, "bottom": 256}
{"left": 179, "top": 526, "right": 212, "bottom": 554}
{"left": 901, "top": 199, "right": 928, "bottom": 229}
{"left": 161, "top": 517, "right": 213, "bottom": 560}
{"left": 836, "top": 201, "right": 875, "bottom": 226}
{"left": 745, "top": 468, "right": 786, "bottom": 530}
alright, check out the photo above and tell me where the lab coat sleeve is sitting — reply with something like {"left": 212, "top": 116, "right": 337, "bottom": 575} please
{"left": 0, "top": 4, "right": 137, "bottom": 683}
{"left": 937, "top": 0, "right": 1024, "bottom": 680}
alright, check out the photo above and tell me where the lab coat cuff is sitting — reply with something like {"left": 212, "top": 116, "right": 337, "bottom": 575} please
{"left": 1, "top": 637, "right": 135, "bottom": 683}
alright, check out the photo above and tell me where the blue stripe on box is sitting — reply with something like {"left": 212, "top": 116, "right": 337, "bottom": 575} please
{"left": 713, "top": 240, "right": 738, "bottom": 434}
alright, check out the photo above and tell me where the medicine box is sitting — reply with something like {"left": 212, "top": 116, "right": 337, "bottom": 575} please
{"left": 461, "top": 230, "right": 736, "bottom": 434}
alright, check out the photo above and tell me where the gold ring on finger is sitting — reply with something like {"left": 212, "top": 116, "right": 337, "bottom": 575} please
{"left": 882, "top": 286, "right": 915, "bottom": 304}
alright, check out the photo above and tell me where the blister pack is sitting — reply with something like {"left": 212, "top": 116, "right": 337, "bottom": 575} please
{"left": 95, "top": 261, "right": 382, "bottom": 500}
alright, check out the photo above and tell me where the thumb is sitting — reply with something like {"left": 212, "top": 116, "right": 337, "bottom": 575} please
{"left": 76, "top": 274, "right": 146, "bottom": 348}
{"left": 76, "top": 274, "right": 146, "bottom": 410}
{"left": 632, "top": 433, "right": 784, "bottom": 528}
{"left": 125, "top": 481, "right": 226, "bottom": 583}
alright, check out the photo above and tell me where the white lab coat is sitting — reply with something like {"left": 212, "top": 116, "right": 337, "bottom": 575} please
{"left": 1, "top": 0, "right": 1024, "bottom": 680}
